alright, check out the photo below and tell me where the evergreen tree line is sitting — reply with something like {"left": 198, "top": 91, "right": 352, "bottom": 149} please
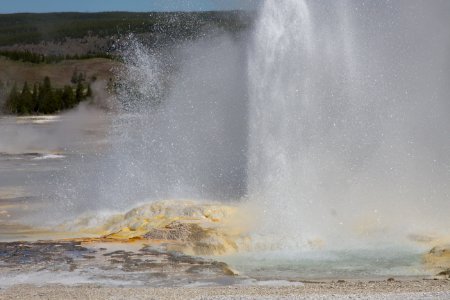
{"left": 0, "top": 12, "right": 251, "bottom": 47}
{"left": 0, "top": 50, "right": 114, "bottom": 64}
{"left": 4, "top": 76, "right": 92, "bottom": 115}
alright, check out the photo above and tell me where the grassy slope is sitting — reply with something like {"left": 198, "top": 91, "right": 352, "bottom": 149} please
{"left": 0, "top": 57, "right": 118, "bottom": 88}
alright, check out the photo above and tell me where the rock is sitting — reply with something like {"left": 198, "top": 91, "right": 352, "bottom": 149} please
{"left": 424, "top": 245, "right": 450, "bottom": 272}
{"left": 437, "top": 269, "right": 450, "bottom": 276}
{"left": 0, "top": 239, "right": 239, "bottom": 287}
{"left": 186, "top": 261, "right": 237, "bottom": 276}
{"left": 0, "top": 240, "right": 88, "bottom": 271}
{"left": 143, "top": 222, "right": 205, "bottom": 242}
{"left": 75, "top": 200, "right": 249, "bottom": 256}
{"left": 435, "top": 269, "right": 450, "bottom": 280}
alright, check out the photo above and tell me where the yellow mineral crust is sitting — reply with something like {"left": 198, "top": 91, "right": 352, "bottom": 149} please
{"left": 410, "top": 234, "right": 450, "bottom": 275}
{"left": 66, "top": 200, "right": 250, "bottom": 256}
{"left": 423, "top": 244, "right": 450, "bottom": 275}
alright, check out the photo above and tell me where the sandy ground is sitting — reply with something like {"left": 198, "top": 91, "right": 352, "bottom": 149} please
{"left": 1, "top": 280, "right": 450, "bottom": 300}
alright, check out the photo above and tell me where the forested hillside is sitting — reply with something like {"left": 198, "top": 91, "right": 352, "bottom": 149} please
{"left": 0, "top": 11, "right": 252, "bottom": 50}
{"left": 0, "top": 11, "right": 253, "bottom": 115}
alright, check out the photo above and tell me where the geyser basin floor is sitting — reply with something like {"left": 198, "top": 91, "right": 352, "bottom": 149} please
{"left": 1, "top": 281, "right": 450, "bottom": 300}
{"left": 1, "top": 237, "right": 449, "bottom": 298}
{"left": 0, "top": 240, "right": 243, "bottom": 288}
{"left": 1, "top": 200, "right": 448, "bottom": 287}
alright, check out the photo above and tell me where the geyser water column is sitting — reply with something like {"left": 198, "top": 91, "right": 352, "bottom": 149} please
{"left": 248, "top": 0, "right": 317, "bottom": 247}
{"left": 247, "top": 0, "right": 450, "bottom": 250}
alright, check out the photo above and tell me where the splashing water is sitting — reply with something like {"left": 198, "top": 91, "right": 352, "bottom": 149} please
{"left": 2, "top": 1, "right": 450, "bottom": 281}
{"left": 247, "top": 0, "right": 450, "bottom": 251}
{"left": 46, "top": 34, "right": 249, "bottom": 219}
{"left": 7, "top": 1, "right": 449, "bottom": 271}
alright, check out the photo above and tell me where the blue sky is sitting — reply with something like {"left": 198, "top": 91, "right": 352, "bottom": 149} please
{"left": 0, "top": 0, "right": 259, "bottom": 13}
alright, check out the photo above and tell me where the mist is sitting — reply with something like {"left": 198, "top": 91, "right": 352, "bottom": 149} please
{"left": 0, "top": 104, "right": 109, "bottom": 155}
{"left": 45, "top": 32, "right": 249, "bottom": 220}
{"left": 246, "top": 0, "right": 450, "bottom": 250}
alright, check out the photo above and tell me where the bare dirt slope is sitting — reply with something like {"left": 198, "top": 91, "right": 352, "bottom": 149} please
{"left": 0, "top": 57, "right": 119, "bottom": 88}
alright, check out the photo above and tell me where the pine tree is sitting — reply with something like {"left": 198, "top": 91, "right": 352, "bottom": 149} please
{"left": 53, "top": 89, "right": 63, "bottom": 112}
{"left": 75, "top": 81, "right": 84, "bottom": 102}
{"left": 32, "top": 83, "right": 39, "bottom": 112}
{"left": 86, "top": 83, "right": 92, "bottom": 98}
{"left": 5, "top": 83, "right": 19, "bottom": 113}
{"left": 40, "top": 76, "right": 56, "bottom": 114}
{"left": 18, "top": 82, "right": 33, "bottom": 115}
{"left": 62, "top": 85, "right": 75, "bottom": 109}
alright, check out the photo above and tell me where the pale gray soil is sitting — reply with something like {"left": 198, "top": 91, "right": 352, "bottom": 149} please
{"left": 1, "top": 280, "right": 450, "bottom": 300}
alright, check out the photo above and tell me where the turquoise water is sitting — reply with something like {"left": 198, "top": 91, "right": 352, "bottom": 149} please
{"left": 222, "top": 248, "right": 429, "bottom": 280}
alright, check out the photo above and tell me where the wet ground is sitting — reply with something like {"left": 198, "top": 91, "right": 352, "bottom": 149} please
{"left": 0, "top": 113, "right": 110, "bottom": 239}
{"left": 0, "top": 239, "right": 246, "bottom": 288}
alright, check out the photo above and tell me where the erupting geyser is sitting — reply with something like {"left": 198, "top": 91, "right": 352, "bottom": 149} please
{"left": 47, "top": 0, "right": 450, "bottom": 256}
{"left": 247, "top": 0, "right": 450, "bottom": 250}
